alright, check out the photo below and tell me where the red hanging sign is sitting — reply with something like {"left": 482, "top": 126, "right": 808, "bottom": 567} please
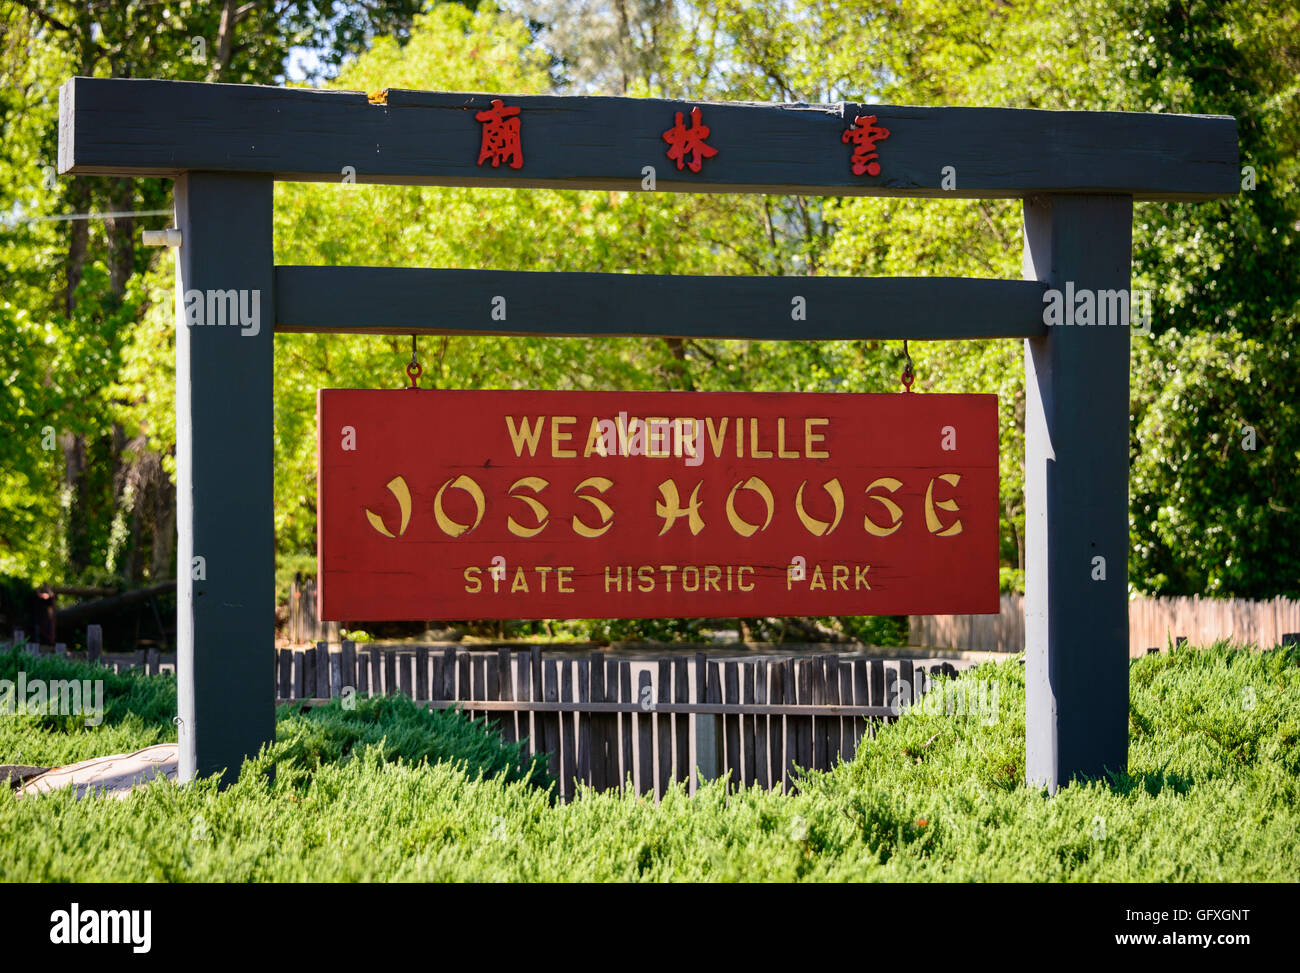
{"left": 317, "top": 390, "right": 999, "bottom": 621}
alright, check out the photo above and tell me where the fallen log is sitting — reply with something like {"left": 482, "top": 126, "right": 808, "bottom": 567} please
{"left": 54, "top": 581, "right": 176, "bottom": 629}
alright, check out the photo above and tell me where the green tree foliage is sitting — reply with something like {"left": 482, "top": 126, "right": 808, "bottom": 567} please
{"left": 0, "top": 0, "right": 430, "bottom": 587}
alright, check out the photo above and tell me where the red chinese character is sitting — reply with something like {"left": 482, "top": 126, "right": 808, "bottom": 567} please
{"left": 842, "top": 114, "right": 890, "bottom": 177}
{"left": 476, "top": 98, "right": 523, "bottom": 170}
{"left": 662, "top": 106, "right": 718, "bottom": 173}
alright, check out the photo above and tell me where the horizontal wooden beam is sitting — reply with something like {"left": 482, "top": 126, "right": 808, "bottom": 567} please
{"left": 59, "top": 77, "right": 1238, "bottom": 201}
{"left": 279, "top": 697, "right": 897, "bottom": 718}
{"left": 274, "top": 266, "right": 1048, "bottom": 340}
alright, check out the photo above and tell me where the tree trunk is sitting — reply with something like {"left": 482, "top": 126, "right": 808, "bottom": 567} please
{"left": 64, "top": 180, "right": 90, "bottom": 315}
{"left": 151, "top": 458, "right": 176, "bottom": 581}
{"left": 60, "top": 431, "right": 90, "bottom": 575}
{"left": 107, "top": 178, "right": 135, "bottom": 297}
{"left": 215, "top": 0, "right": 237, "bottom": 79}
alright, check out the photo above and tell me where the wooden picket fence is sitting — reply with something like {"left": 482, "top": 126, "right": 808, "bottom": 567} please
{"left": 3, "top": 626, "right": 175, "bottom": 674}
{"left": 275, "top": 644, "right": 962, "bottom": 800}
{"left": 285, "top": 580, "right": 1300, "bottom": 658}
{"left": 911, "top": 593, "right": 1300, "bottom": 656}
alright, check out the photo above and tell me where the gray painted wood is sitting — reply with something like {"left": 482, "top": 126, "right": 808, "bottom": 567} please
{"left": 542, "top": 659, "right": 560, "bottom": 779}
{"left": 576, "top": 657, "right": 590, "bottom": 786}
{"left": 341, "top": 640, "right": 356, "bottom": 693}
{"left": 672, "top": 657, "right": 689, "bottom": 787}
{"left": 741, "top": 662, "right": 757, "bottom": 788}
{"left": 276, "top": 649, "right": 291, "bottom": 699}
{"left": 174, "top": 172, "right": 275, "bottom": 786}
{"left": 416, "top": 646, "right": 429, "bottom": 701}
{"left": 637, "top": 669, "right": 654, "bottom": 796}
{"left": 769, "top": 662, "right": 786, "bottom": 793}
{"left": 656, "top": 659, "right": 672, "bottom": 798}
{"left": 589, "top": 652, "right": 607, "bottom": 790}
{"left": 618, "top": 660, "right": 633, "bottom": 788}
{"left": 315, "top": 641, "right": 330, "bottom": 699}
{"left": 275, "top": 266, "right": 1047, "bottom": 341}
{"left": 696, "top": 661, "right": 723, "bottom": 787}
{"left": 59, "top": 78, "right": 1238, "bottom": 201}
{"left": 724, "top": 661, "right": 740, "bottom": 788}
{"left": 515, "top": 650, "right": 531, "bottom": 757}
{"left": 1023, "top": 194, "right": 1132, "bottom": 792}
{"left": 560, "top": 660, "right": 575, "bottom": 790}
{"left": 753, "top": 659, "right": 769, "bottom": 790}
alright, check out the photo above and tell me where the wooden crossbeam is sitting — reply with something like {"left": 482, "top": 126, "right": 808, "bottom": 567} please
{"left": 274, "top": 266, "right": 1048, "bottom": 340}
{"left": 59, "top": 78, "right": 1238, "bottom": 201}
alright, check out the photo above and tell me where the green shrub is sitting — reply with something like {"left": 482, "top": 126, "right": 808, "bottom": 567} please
{"left": 1, "top": 643, "right": 1295, "bottom": 881}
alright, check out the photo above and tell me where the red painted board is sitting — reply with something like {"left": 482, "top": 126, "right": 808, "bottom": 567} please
{"left": 317, "top": 390, "right": 999, "bottom": 621}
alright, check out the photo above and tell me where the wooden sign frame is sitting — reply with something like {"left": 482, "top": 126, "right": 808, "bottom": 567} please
{"left": 58, "top": 77, "right": 1238, "bottom": 791}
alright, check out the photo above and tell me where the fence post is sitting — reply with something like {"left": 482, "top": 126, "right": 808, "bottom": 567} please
{"left": 694, "top": 652, "right": 721, "bottom": 790}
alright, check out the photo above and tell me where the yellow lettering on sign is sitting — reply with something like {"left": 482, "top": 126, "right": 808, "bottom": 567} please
{"left": 925, "top": 473, "right": 963, "bottom": 537}
{"left": 505, "top": 416, "right": 545, "bottom": 457}
{"left": 364, "top": 475, "right": 412, "bottom": 538}
{"left": 737, "top": 566, "right": 755, "bottom": 591}
{"left": 583, "top": 417, "right": 611, "bottom": 457}
{"left": 777, "top": 418, "right": 799, "bottom": 459}
{"left": 656, "top": 480, "right": 705, "bottom": 536}
{"left": 434, "top": 474, "right": 485, "bottom": 537}
{"left": 833, "top": 565, "right": 849, "bottom": 591}
{"left": 551, "top": 416, "right": 577, "bottom": 458}
{"left": 506, "top": 476, "right": 550, "bottom": 538}
{"left": 725, "top": 476, "right": 774, "bottom": 537}
{"left": 806, "top": 418, "right": 829, "bottom": 459}
{"left": 704, "top": 565, "right": 721, "bottom": 591}
{"left": 572, "top": 476, "right": 614, "bottom": 537}
{"left": 705, "top": 417, "right": 729, "bottom": 458}
{"left": 795, "top": 477, "right": 844, "bottom": 536}
{"left": 646, "top": 417, "right": 670, "bottom": 458}
{"left": 749, "top": 418, "right": 773, "bottom": 459}
{"left": 864, "top": 477, "right": 904, "bottom": 536}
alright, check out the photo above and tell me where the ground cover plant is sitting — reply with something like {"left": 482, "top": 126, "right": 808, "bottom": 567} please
{"left": 1, "top": 643, "right": 1296, "bottom": 882}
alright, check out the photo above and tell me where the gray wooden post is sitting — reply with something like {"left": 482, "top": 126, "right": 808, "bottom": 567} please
{"left": 1023, "top": 194, "right": 1133, "bottom": 792}
{"left": 174, "top": 172, "right": 276, "bottom": 785}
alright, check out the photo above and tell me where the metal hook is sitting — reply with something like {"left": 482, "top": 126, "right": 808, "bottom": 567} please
{"left": 406, "top": 335, "right": 422, "bottom": 389}
{"left": 901, "top": 339, "right": 914, "bottom": 392}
